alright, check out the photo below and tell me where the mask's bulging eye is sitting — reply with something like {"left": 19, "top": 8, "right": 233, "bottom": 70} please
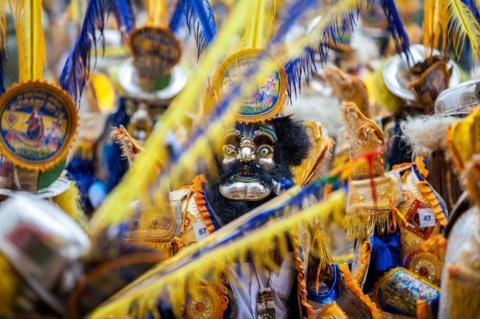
{"left": 224, "top": 144, "right": 237, "bottom": 156}
{"left": 257, "top": 145, "right": 273, "bottom": 157}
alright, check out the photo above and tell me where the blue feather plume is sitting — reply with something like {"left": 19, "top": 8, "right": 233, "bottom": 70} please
{"left": 111, "top": 0, "right": 135, "bottom": 34}
{"left": 271, "top": 0, "right": 317, "bottom": 45}
{"left": 284, "top": 47, "right": 317, "bottom": 100}
{"left": 270, "top": 0, "right": 319, "bottom": 100}
{"left": 377, "top": 0, "right": 412, "bottom": 63}
{"left": 183, "top": 0, "right": 217, "bottom": 56}
{"left": 59, "top": 0, "right": 110, "bottom": 104}
{"left": 169, "top": 0, "right": 185, "bottom": 32}
{"left": 283, "top": 9, "right": 359, "bottom": 101}
{"left": 461, "top": 0, "right": 480, "bottom": 22}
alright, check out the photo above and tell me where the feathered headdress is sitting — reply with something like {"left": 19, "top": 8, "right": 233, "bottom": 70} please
{"left": 0, "top": 0, "right": 109, "bottom": 192}
{"left": 89, "top": 0, "right": 367, "bottom": 235}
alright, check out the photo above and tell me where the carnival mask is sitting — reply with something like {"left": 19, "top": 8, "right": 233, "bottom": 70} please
{"left": 219, "top": 123, "right": 280, "bottom": 201}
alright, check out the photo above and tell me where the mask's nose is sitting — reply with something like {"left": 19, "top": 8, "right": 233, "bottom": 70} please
{"left": 239, "top": 146, "right": 255, "bottom": 163}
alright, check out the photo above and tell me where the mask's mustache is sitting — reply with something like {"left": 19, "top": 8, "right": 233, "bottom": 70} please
{"left": 220, "top": 161, "right": 275, "bottom": 186}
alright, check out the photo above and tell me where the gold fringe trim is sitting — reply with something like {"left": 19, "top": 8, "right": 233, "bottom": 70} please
{"left": 343, "top": 210, "right": 390, "bottom": 240}
{"left": 414, "top": 155, "right": 447, "bottom": 227}
{"left": 354, "top": 240, "right": 372, "bottom": 285}
{"left": 417, "top": 181, "right": 447, "bottom": 227}
{"left": 416, "top": 299, "right": 428, "bottom": 319}
{"left": 415, "top": 156, "right": 429, "bottom": 179}
{"left": 446, "top": 124, "right": 465, "bottom": 172}
{"left": 292, "top": 234, "right": 315, "bottom": 319}
{"left": 317, "top": 302, "right": 349, "bottom": 318}
{"left": 447, "top": 264, "right": 480, "bottom": 319}
{"left": 192, "top": 175, "right": 216, "bottom": 234}
{"left": 111, "top": 126, "right": 145, "bottom": 166}
{"left": 421, "top": 234, "right": 446, "bottom": 263}
{"left": 339, "top": 264, "right": 381, "bottom": 319}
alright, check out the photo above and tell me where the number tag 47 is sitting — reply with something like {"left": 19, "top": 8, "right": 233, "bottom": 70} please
{"left": 418, "top": 208, "right": 437, "bottom": 228}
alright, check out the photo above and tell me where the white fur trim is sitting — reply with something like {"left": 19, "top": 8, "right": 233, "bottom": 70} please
{"left": 400, "top": 115, "right": 457, "bottom": 157}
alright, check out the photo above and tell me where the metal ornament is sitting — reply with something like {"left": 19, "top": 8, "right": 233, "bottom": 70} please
{"left": 117, "top": 61, "right": 187, "bottom": 101}
{"left": 383, "top": 44, "right": 461, "bottom": 103}
{"left": 435, "top": 79, "right": 480, "bottom": 116}
{"left": 256, "top": 287, "right": 275, "bottom": 319}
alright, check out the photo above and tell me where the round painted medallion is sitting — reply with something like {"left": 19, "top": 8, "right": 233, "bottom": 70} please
{"left": 0, "top": 82, "right": 78, "bottom": 170}
{"left": 213, "top": 49, "right": 287, "bottom": 123}
{"left": 128, "top": 26, "right": 182, "bottom": 76}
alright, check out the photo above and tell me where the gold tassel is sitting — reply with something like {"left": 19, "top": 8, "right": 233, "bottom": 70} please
{"left": 8, "top": 0, "right": 46, "bottom": 81}
{"left": 343, "top": 209, "right": 391, "bottom": 240}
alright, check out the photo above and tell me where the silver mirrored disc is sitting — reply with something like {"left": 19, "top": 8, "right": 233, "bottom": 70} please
{"left": 117, "top": 59, "right": 188, "bottom": 101}
{"left": 383, "top": 44, "right": 461, "bottom": 102}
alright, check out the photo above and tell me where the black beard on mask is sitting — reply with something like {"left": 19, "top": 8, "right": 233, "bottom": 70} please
{"left": 207, "top": 161, "right": 293, "bottom": 225}
{"left": 205, "top": 117, "right": 312, "bottom": 226}
{"left": 219, "top": 161, "right": 283, "bottom": 188}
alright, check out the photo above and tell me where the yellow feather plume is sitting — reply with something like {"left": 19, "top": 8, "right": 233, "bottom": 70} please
{"left": 241, "top": 0, "right": 281, "bottom": 49}
{"left": 0, "top": 0, "right": 6, "bottom": 50}
{"left": 8, "top": 0, "right": 46, "bottom": 82}
{"left": 437, "top": 0, "right": 449, "bottom": 50}
{"left": 146, "top": 0, "right": 167, "bottom": 27}
{"left": 89, "top": 191, "right": 346, "bottom": 319}
{"left": 423, "top": 0, "right": 449, "bottom": 51}
{"left": 447, "top": 0, "right": 480, "bottom": 62}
